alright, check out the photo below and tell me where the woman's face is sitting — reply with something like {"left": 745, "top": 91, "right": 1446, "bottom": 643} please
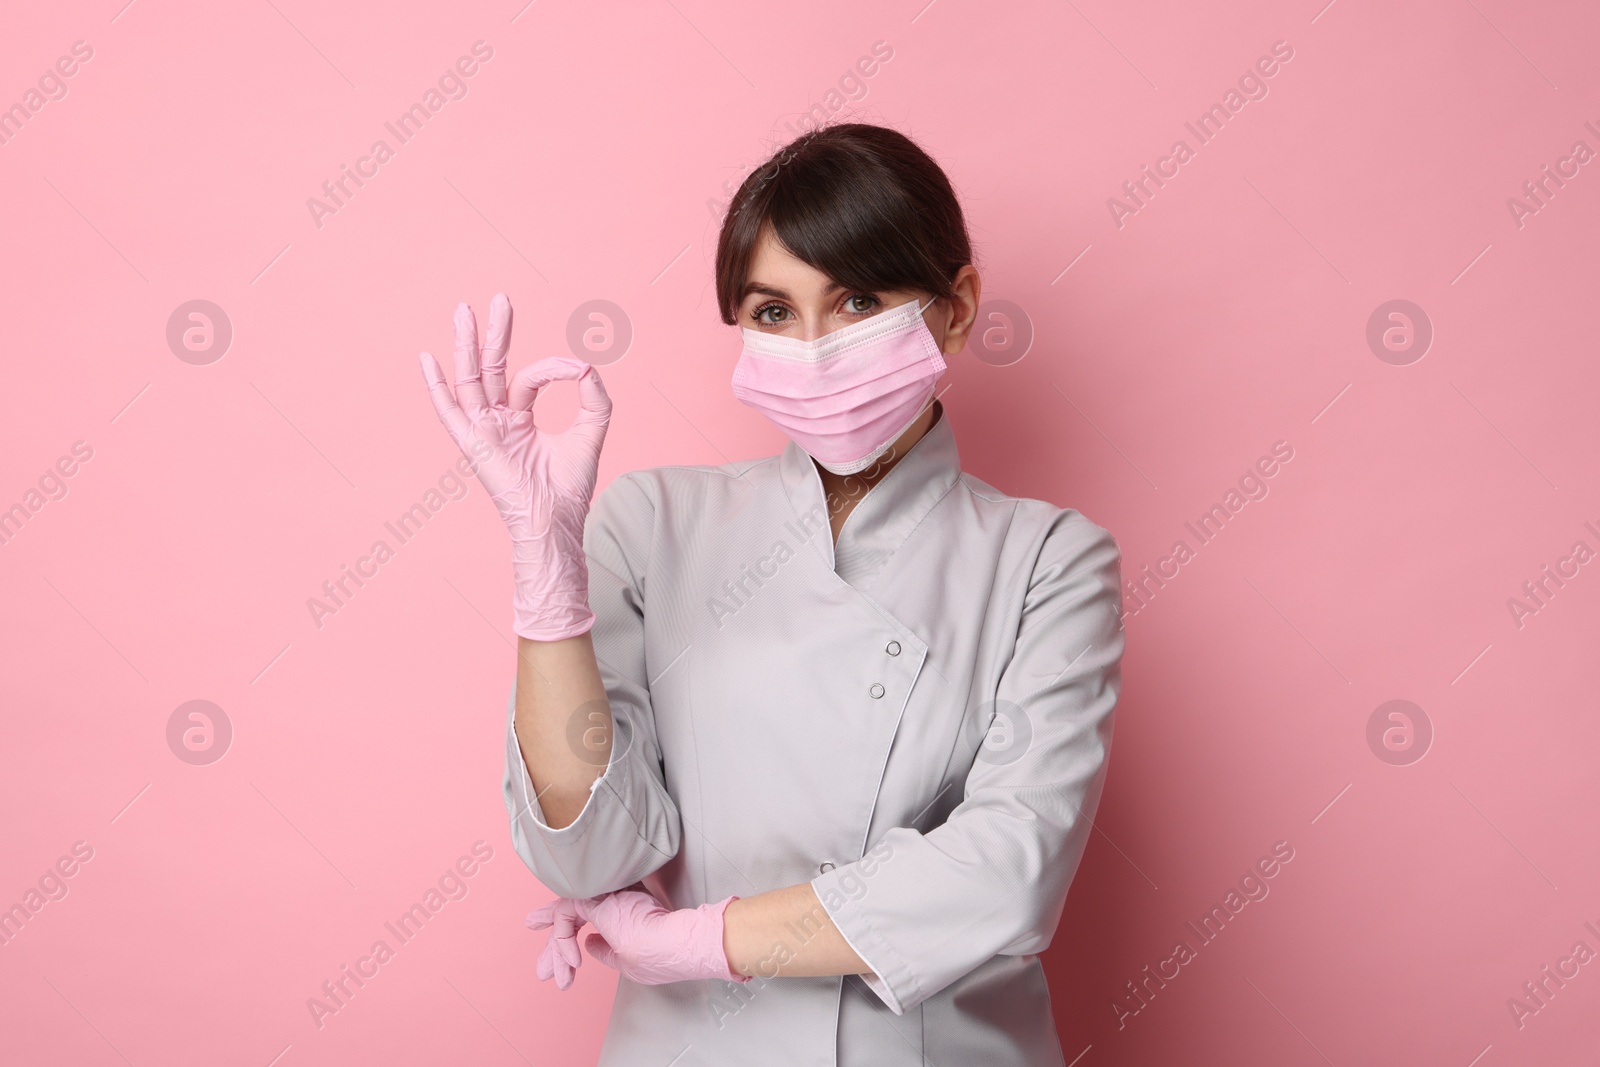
{"left": 735, "top": 224, "right": 956, "bottom": 351}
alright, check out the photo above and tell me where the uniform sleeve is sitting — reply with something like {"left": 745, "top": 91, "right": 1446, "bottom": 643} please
{"left": 811, "top": 512, "right": 1124, "bottom": 1014}
{"left": 502, "top": 472, "right": 683, "bottom": 900}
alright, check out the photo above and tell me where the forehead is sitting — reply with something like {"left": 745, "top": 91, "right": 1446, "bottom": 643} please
{"left": 742, "top": 225, "right": 840, "bottom": 300}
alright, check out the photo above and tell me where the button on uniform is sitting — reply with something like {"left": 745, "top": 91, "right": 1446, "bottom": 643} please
{"left": 869, "top": 683, "right": 885, "bottom": 699}
{"left": 885, "top": 640, "right": 901, "bottom": 656}
{"left": 819, "top": 861, "right": 835, "bottom": 873}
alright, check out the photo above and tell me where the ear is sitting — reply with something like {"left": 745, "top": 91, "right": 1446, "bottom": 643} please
{"left": 939, "top": 265, "right": 983, "bottom": 356}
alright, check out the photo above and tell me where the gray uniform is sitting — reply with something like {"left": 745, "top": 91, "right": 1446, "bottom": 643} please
{"left": 503, "top": 405, "right": 1124, "bottom": 1066}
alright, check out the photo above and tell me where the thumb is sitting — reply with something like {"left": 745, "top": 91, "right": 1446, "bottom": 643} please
{"left": 584, "top": 932, "right": 619, "bottom": 971}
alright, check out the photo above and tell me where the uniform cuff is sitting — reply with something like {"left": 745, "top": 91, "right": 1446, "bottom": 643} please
{"left": 507, "top": 714, "right": 612, "bottom": 840}
{"left": 810, "top": 869, "right": 925, "bottom": 1015}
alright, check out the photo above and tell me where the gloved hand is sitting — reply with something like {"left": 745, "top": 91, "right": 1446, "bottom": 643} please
{"left": 525, "top": 896, "right": 586, "bottom": 990}
{"left": 419, "top": 294, "right": 613, "bottom": 641}
{"left": 525, "top": 888, "right": 750, "bottom": 988}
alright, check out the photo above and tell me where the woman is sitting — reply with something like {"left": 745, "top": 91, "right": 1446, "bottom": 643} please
{"left": 419, "top": 123, "right": 1124, "bottom": 1066}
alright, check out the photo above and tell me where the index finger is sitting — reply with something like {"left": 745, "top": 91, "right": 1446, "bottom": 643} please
{"left": 507, "top": 357, "right": 602, "bottom": 413}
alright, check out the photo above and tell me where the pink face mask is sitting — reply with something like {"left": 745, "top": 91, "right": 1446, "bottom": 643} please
{"left": 732, "top": 297, "right": 947, "bottom": 475}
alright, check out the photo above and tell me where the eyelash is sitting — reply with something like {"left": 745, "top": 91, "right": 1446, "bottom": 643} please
{"left": 750, "top": 293, "right": 879, "bottom": 326}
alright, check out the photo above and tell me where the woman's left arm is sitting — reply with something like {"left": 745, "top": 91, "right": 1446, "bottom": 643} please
{"left": 534, "top": 512, "right": 1123, "bottom": 997}
{"left": 742, "top": 511, "right": 1125, "bottom": 1006}
{"left": 722, "top": 883, "right": 872, "bottom": 978}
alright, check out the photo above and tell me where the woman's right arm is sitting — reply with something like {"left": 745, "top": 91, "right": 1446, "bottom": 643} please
{"left": 421, "top": 293, "right": 679, "bottom": 897}
{"left": 421, "top": 293, "right": 615, "bottom": 831}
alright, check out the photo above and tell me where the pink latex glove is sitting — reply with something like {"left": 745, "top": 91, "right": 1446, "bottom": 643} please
{"left": 525, "top": 889, "right": 750, "bottom": 988}
{"left": 419, "top": 294, "right": 612, "bottom": 641}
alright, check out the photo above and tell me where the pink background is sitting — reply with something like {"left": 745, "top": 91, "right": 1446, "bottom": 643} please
{"left": 3, "top": 0, "right": 1598, "bottom": 1063}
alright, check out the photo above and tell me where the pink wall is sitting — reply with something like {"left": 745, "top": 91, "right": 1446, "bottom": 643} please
{"left": 3, "top": 0, "right": 1597, "bottom": 1063}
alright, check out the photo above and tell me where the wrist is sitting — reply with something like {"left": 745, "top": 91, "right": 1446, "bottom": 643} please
{"left": 512, "top": 595, "right": 595, "bottom": 642}
{"left": 512, "top": 611, "right": 595, "bottom": 642}
{"left": 510, "top": 543, "right": 593, "bottom": 642}
{"left": 703, "top": 895, "right": 750, "bottom": 983}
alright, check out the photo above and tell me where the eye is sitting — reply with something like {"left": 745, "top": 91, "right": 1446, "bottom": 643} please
{"left": 843, "top": 293, "right": 880, "bottom": 315}
{"left": 751, "top": 301, "right": 789, "bottom": 326}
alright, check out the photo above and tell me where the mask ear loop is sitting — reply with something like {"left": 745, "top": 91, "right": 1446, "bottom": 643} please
{"left": 897, "top": 294, "right": 946, "bottom": 442}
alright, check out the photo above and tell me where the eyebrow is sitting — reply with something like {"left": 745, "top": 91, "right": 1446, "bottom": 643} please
{"left": 740, "top": 280, "right": 847, "bottom": 302}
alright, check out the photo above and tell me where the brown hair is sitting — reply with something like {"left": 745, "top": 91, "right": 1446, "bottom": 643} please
{"left": 714, "top": 123, "right": 973, "bottom": 326}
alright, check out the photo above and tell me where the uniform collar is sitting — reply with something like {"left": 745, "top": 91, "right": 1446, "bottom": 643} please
{"left": 778, "top": 401, "right": 962, "bottom": 589}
